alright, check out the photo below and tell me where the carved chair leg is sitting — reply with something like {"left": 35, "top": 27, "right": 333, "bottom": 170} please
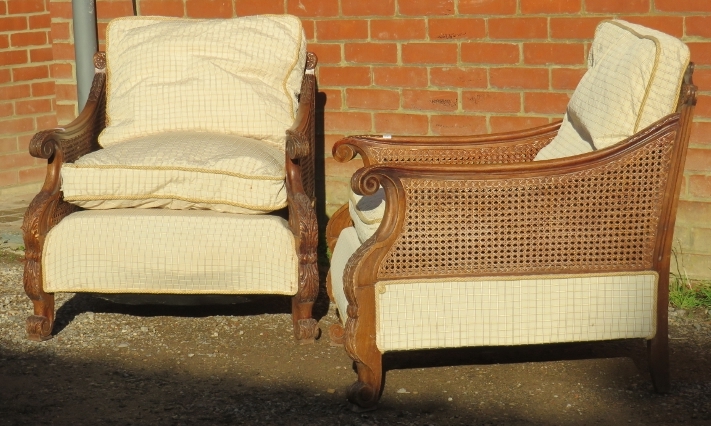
{"left": 329, "top": 322, "right": 345, "bottom": 346}
{"left": 648, "top": 319, "right": 670, "bottom": 392}
{"left": 346, "top": 340, "right": 383, "bottom": 411}
{"left": 23, "top": 258, "right": 54, "bottom": 341}
{"left": 291, "top": 260, "right": 320, "bottom": 343}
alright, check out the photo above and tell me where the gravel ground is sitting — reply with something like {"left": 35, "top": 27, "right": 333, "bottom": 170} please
{"left": 1, "top": 249, "right": 710, "bottom": 425}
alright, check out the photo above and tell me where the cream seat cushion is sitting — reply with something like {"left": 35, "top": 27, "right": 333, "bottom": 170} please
{"left": 331, "top": 227, "right": 657, "bottom": 353}
{"left": 62, "top": 132, "right": 287, "bottom": 214}
{"left": 100, "top": 15, "right": 306, "bottom": 149}
{"left": 43, "top": 209, "right": 298, "bottom": 294}
{"left": 348, "top": 188, "right": 385, "bottom": 243}
{"left": 535, "top": 19, "right": 689, "bottom": 160}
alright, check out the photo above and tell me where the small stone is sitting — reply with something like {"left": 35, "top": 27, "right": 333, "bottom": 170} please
{"left": 141, "top": 327, "right": 148, "bottom": 332}
{"left": 188, "top": 353, "right": 194, "bottom": 358}
{"left": 117, "top": 343, "right": 128, "bottom": 348}
{"left": 327, "top": 389, "right": 335, "bottom": 394}
{"left": 677, "top": 309, "right": 687, "bottom": 316}
{"left": 448, "top": 397, "right": 453, "bottom": 401}
{"left": 397, "top": 388, "right": 409, "bottom": 394}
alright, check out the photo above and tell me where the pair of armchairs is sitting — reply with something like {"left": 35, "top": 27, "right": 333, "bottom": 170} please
{"left": 326, "top": 20, "right": 697, "bottom": 409}
{"left": 23, "top": 15, "right": 320, "bottom": 343}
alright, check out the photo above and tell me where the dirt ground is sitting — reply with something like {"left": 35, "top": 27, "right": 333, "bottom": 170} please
{"left": 1, "top": 250, "right": 710, "bottom": 425}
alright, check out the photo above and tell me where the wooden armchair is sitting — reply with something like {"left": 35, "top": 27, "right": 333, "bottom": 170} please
{"left": 23, "top": 16, "right": 320, "bottom": 343}
{"left": 326, "top": 20, "right": 697, "bottom": 409}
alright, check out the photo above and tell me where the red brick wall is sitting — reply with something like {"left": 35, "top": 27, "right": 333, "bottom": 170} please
{"left": 2, "top": 0, "right": 710, "bottom": 277}
{"left": 0, "top": 0, "right": 55, "bottom": 194}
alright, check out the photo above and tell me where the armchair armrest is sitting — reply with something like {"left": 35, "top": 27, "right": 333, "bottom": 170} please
{"left": 334, "top": 120, "right": 561, "bottom": 167}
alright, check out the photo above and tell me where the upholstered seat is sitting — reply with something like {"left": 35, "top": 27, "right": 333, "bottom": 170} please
{"left": 326, "top": 20, "right": 697, "bottom": 409}
{"left": 23, "top": 15, "right": 321, "bottom": 343}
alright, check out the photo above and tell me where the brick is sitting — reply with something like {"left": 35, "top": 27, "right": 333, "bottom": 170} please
{"left": 35, "top": 113, "right": 57, "bottom": 129}
{"left": 371, "top": 19, "right": 426, "bottom": 40}
{"left": 319, "top": 66, "right": 371, "bottom": 86}
{"left": 186, "top": 0, "right": 232, "bottom": 18}
{"left": 690, "top": 122, "right": 711, "bottom": 146}
{"left": 490, "top": 116, "right": 550, "bottom": 133}
{"left": 459, "top": 0, "right": 516, "bottom": 15}
{"left": 402, "top": 43, "right": 457, "bottom": 64}
{"left": 586, "top": 0, "right": 649, "bottom": 13}
{"left": 489, "top": 18, "right": 547, "bottom": 39}
{"left": 621, "top": 16, "right": 683, "bottom": 38}
{"left": 374, "top": 113, "right": 428, "bottom": 135}
{"left": 345, "top": 43, "right": 397, "bottom": 64}
{"left": 15, "top": 99, "right": 52, "bottom": 115}
{"left": 373, "top": 66, "right": 428, "bottom": 87}
{"left": 96, "top": 0, "right": 135, "bottom": 18}
{"left": 0, "top": 170, "right": 18, "bottom": 187}
{"left": 0, "top": 102, "right": 13, "bottom": 117}
{"left": 324, "top": 111, "right": 372, "bottom": 132}
{"left": 325, "top": 179, "right": 352, "bottom": 210}
{"left": 428, "top": 18, "right": 485, "bottom": 40}
{"left": 97, "top": 23, "right": 109, "bottom": 43}
{"left": 0, "top": 49, "right": 27, "bottom": 66}
{"left": 318, "top": 89, "right": 342, "bottom": 110}
{"left": 341, "top": 0, "right": 394, "bottom": 16}
{"left": 31, "top": 81, "right": 54, "bottom": 97}
{"left": 430, "top": 115, "right": 487, "bottom": 136}
{"left": 286, "top": 0, "right": 338, "bottom": 17}
{"left": 56, "top": 83, "right": 78, "bottom": 102}
{"left": 430, "top": 67, "right": 487, "bottom": 88}
{"left": 689, "top": 175, "right": 711, "bottom": 198}
{"left": 50, "top": 22, "right": 71, "bottom": 40}
{"left": 0, "top": 34, "right": 7, "bottom": 48}
{"left": 0, "top": 146, "right": 36, "bottom": 167}
{"left": 308, "top": 44, "right": 341, "bottom": 64}
{"left": 398, "top": 0, "right": 454, "bottom": 16}
{"left": 655, "top": 0, "right": 711, "bottom": 12}
{"left": 0, "top": 137, "right": 17, "bottom": 153}
{"left": 323, "top": 134, "right": 346, "bottom": 156}
{"left": 402, "top": 89, "right": 458, "bottom": 112}
{"left": 30, "top": 46, "right": 53, "bottom": 63}
{"left": 52, "top": 42, "right": 75, "bottom": 60}
{"left": 524, "top": 43, "right": 585, "bottom": 65}
{"left": 18, "top": 166, "right": 45, "bottom": 184}
{"left": 56, "top": 103, "right": 77, "bottom": 124}
{"left": 676, "top": 200, "right": 711, "bottom": 226}
{"left": 325, "top": 157, "right": 364, "bottom": 179}
{"left": 0, "top": 16, "right": 27, "bottom": 32}
{"left": 461, "top": 42, "right": 519, "bottom": 64}
{"left": 234, "top": 0, "right": 284, "bottom": 15}
{"left": 17, "top": 134, "right": 32, "bottom": 151}
{"left": 0, "top": 69, "right": 10, "bottom": 84}
{"left": 551, "top": 67, "right": 586, "bottom": 90}
{"left": 0, "top": 1, "right": 6, "bottom": 15}
{"left": 462, "top": 91, "right": 520, "bottom": 113}
{"left": 49, "top": 2, "right": 72, "bottom": 19}
{"left": 0, "top": 84, "right": 30, "bottom": 101}
{"left": 11, "top": 65, "right": 49, "bottom": 81}
{"left": 141, "top": 0, "right": 185, "bottom": 17}
{"left": 550, "top": 17, "right": 608, "bottom": 39}
{"left": 686, "top": 16, "right": 711, "bottom": 38}
{"left": 51, "top": 62, "right": 74, "bottom": 79}
{"left": 316, "top": 20, "right": 368, "bottom": 41}
{"left": 524, "top": 92, "right": 570, "bottom": 114}
{"left": 684, "top": 148, "right": 711, "bottom": 171}
{"left": 7, "top": 0, "right": 44, "bottom": 14}
{"left": 696, "top": 94, "right": 711, "bottom": 118}
{"left": 301, "top": 19, "right": 315, "bottom": 40}
{"left": 521, "top": 0, "right": 581, "bottom": 14}
{"left": 490, "top": 68, "right": 549, "bottom": 89}
{"left": 346, "top": 88, "right": 400, "bottom": 110}
{"left": 28, "top": 13, "right": 51, "bottom": 30}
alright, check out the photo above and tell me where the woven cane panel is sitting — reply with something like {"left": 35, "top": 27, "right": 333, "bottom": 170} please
{"left": 375, "top": 273, "right": 657, "bottom": 352}
{"left": 43, "top": 209, "right": 298, "bottom": 294}
{"left": 366, "top": 137, "right": 553, "bottom": 166}
{"left": 379, "top": 133, "right": 675, "bottom": 279}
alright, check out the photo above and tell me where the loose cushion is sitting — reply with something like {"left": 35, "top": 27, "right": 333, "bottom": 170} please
{"left": 535, "top": 20, "right": 689, "bottom": 160}
{"left": 349, "top": 188, "right": 385, "bottom": 243}
{"left": 100, "top": 15, "right": 306, "bottom": 149}
{"left": 62, "top": 132, "right": 287, "bottom": 214}
{"left": 43, "top": 209, "right": 298, "bottom": 294}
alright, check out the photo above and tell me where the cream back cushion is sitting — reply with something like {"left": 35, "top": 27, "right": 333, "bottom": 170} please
{"left": 100, "top": 15, "right": 306, "bottom": 149}
{"left": 535, "top": 20, "right": 689, "bottom": 160}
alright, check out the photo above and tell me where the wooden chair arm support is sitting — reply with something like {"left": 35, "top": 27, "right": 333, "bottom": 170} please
{"left": 333, "top": 121, "right": 561, "bottom": 167}
{"left": 346, "top": 113, "right": 685, "bottom": 286}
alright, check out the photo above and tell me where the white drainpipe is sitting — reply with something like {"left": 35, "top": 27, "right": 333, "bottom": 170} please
{"left": 71, "top": 0, "right": 98, "bottom": 112}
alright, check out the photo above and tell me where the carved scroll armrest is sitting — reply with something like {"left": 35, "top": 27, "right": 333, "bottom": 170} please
{"left": 347, "top": 114, "right": 683, "bottom": 283}
{"left": 333, "top": 121, "right": 561, "bottom": 167}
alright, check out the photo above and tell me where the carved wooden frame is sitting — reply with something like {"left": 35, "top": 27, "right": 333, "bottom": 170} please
{"left": 22, "top": 52, "right": 321, "bottom": 343}
{"left": 327, "top": 65, "right": 697, "bottom": 408}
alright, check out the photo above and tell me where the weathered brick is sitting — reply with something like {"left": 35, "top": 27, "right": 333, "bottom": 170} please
{"left": 31, "top": 81, "right": 54, "bottom": 97}
{"left": 689, "top": 122, "right": 711, "bottom": 146}
{"left": 428, "top": 18, "right": 485, "bottom": 40}
{"left": 0, "top": 49, "right": 27, "bottom": 66}
{"left": 51, "top": 62, "right": 74, "bottom": 79}
{"left": 586, "top": 0, "right": 650, "bottom": 13}
{"left": 521, "top": 0, "right": 582, "bottom": 14}
{"left": 524, "top": 43, "right": 585, "bottom": 65}
{"left": 523, "top": 92, "right": 570, "bottom": 114}
{"left": 316, "top": 20, "right": 368, "bottom": 41}
{"left": 50, "top": 22, "right": 71, "bottom": 40}
{"left": 0, "top": 137, "right": 18, "bottom": 153}
{"left": 325, "top": 157, "right": 364, "bottom": 179}
{"left": 398, "top": 0, "right": 454, "bottom": 16}
{"left": 687, "top": 16, "right": 711, "bottom": 38}
{"left": 684, "top": 148, "right": 711, "bottom": 172}
{"left": 319, "top": 66, "right": 371, "bottom": 86}
{"left": 324, "top": 111, "right": 372, "bottom": 132}
{"left": 374, "top": 113, "right": 429, "bottom": 135}
{"left": 16, "top": 98, "right": 52, "bottom": 115}
{"left": 402, "top": 89, "right": 458, "bottom": 112}
{"left": 318, "top": 89, "right": 342, "bottom": 111}
{"left": 29, "top": 46, "right": 53, "bottom": 63}
{"left": 18, "top": 166, "right": 46, "bottom": 184}
{"left": 0, "top": 170, "right": 18, "bottom": 187}
{"left": 345, "top": 43, "right": 397, "bottom": 64}
{"left": 7, "top": 0, "right": 44, "bottom": 14}
{"left": 185, "top": 0, "right": 232, "bottom": 18}
{"left": 28, "top": 13, "right": 51, "bottom": 29}
{"left": 0, "top": 102, "right": 13, "bottom": 118}
{"left": 489, "top": 18, "right": 547, "bottom": 39}
{"left": 430, "top": 114, "right": 487, "bottom": 136}
{"left": 346, "top": 88, "right": 400, "bottom": 110}
{"left": 462, "top": 91, "right": 520, "bottom": 113}
{"left": 0, "top": 16, "right": 27, "bottom": 32}
{"left": 141, "top": 0, "right": 185, "bottom": 17}
{"left": 490, "top": 116, "right": 550, "bottom": 133}
{"left": 490, "top": 68, "right": 549, "bottom": 89}
{"left": 430, "top": 67, "right": 487, "bottom": 88}
{"left": 0, "top": 149, "right": 37, "bottom": 169}
{"left": 402, "top": 43, "right": 457, "bottom": 64}
{"left": 461, "top": 42, "right": 520, "bottom": 64}
{"left": 459, "top": 0, "right": 516, "bottom": 15}
{"left": 12, "top": 64, "right": 48, "bottom": 81}
{"left": 655, "top": 0, "right": 711, "bottom": 12}
{"left": 286, "top": 0, "right": 338, "bottom": 17}
{"left": 689, "top": 175, "right": 711, "bottom": 198}
{"left": 551, "top": 67, "right": 586, "bottom": 90}
{"left": 0, "top": 84, "right": 30, "bottom": 101}
{"left": 371, "top": 19, "right": 426, "bottom": 40}
{"left": 550, "top": 17, "right": 608, "bottom": 39}
{"left": 308, "top": 43, "right": 341, "bottom": 64}
{"left": 373, "top": 66, "right": 428, "bottom": 87}
{"left": 341, "top": 0, "right": 395, "bottom": 16}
